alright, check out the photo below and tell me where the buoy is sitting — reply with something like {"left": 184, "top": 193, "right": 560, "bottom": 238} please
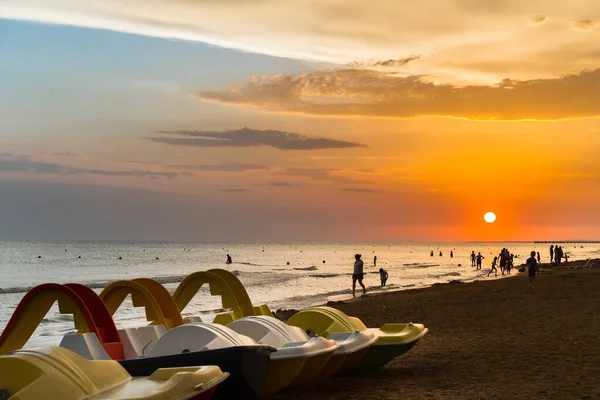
{"left": 118, "top": 256, "right": 122, "bottom": 260}
{"left": 287, "top": 262, "right": 290, "bottom": 265}
{"left": 78, "top": 256, "right": 81, "bottom": 259}
{"left": 37, "top": 256, "right": 41, "bottom": 259}
{"left": 322, "top": 260, "right": 326, "bottom": 263}
{"left": 156, "top": 257, "right": 159, "bottom": 260}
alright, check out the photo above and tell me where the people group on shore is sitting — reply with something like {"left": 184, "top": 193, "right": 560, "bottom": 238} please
{"left": 550, "top": 245, "right": 565, "bottom": 264}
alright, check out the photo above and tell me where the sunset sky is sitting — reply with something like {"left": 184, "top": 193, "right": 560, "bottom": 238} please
{"left": 1, "top": 1, "right": 599, "bottom": 241}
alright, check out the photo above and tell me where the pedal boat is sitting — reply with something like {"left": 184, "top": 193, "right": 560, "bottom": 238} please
{"left": 0, "top": 346, "right": 228, "bottom": 400}
{"left": 286, "top": 306, "right": 428, "bottom": 373}
{"left": 228, "top": 316, "right": 376, "bottom": 387}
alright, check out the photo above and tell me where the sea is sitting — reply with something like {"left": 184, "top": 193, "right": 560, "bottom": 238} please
{"left": 1, "top": 241, "right": 598, "bottom": 347}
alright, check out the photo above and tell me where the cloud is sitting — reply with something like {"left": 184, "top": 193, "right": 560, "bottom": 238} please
{"left": 198, "top": 68, "right": 600, "bottom": 120}
{"left": 0, "top": 154, "right": 186, "bottom": 179}
{"left": 150, "top": 128, "right": 366, "bottom": 150}
{"left": 219, "top": 188, "right": 250, "bottom": 192}
{"left": 269, "top": 181, "right": 303, "bottom": 188}
{"left": 527, "top": 15, "right": 548, "bottom": 26}
{"left": 173, "top": 163, "right": 270, "bottom": 173}
{"left": 341, "top": 188, "right": 377, "bottom": 193}
{"left": 569, "top": 20, "right": 599, "bottom": 32}
{"left": 282, "top": 168, "right": 370, "bottom": 185}
{"left": 5, "top": 1, "right": 600, "bottom": 84}
{"left": 349, "top": 56, "right": 421, "bottom": 68}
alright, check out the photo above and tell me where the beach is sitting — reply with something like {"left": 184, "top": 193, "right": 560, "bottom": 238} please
{"left": 271, "top": 260, "right": 600, "bottom": 400}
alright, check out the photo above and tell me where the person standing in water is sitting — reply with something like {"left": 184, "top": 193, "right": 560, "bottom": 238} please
{"left": 476, "top": 252, "right": 485, "bottom": 270}
{"left": 379, "top": 268, "right": 388, "bottom": 286}
{"left": 430, "top": 251, "right": 434, "bottom": 257}
{"left": 488, "top": 256, "right": 498, "bottom": 277}
{"left": 352, "top": 254, "right": 366, "bottom": 297}
{"left": 374, "top": 255, "right": 377, "bottom": 267}
{"left": 226, "top": 254, "right": 232, "bottom": 264}
{"left": 470, "top": 251, "right": 476, "bottom": 266}
{"left": 527, "top": 251, "right": 539, "bottom": 288}
{"left": 450, "top": 251, "right": 453, "bottom": 258}
{"left": 550, "top": 245, "right": 554, "bottom": 264}
{"left": 537, "top": 252, "right": 541, "bottom": 263}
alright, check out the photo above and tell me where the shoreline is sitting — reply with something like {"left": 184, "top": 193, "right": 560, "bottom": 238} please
{"left": 276, "top": 258, "right": 574, "bottom": 318}
{"left": 271, "top": 258, "right": 600, "bottom": 399}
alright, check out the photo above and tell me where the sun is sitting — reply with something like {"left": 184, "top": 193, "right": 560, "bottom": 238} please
{"left": 484, "top": 212, "right": 496, "bottom": 223}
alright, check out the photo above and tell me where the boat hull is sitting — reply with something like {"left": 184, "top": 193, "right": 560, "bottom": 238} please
{"left": 347, "top": 341, "right": 420, "bottom": 373}
{"left": 120, "top": 346, "right": 271, "bottom": 399}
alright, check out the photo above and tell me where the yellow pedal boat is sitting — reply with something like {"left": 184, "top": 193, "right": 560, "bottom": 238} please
{"left": 0, "top": 346, "right": 228, "bottom": 400}
{"left": 287, "top": 306, "right": 428, "bottom": 373}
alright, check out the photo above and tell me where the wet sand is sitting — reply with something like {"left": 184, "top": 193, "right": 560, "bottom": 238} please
{"left": 271, "top": 259, "right": 600, "bottom": 399}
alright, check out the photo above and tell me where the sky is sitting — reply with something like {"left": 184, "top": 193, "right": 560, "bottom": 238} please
{"left": 1, "top": 1, "right": 600, "bottom": 242}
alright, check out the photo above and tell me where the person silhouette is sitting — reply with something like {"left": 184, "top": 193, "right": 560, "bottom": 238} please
{"left": 226, "top": 254, "right": 232, "bottom": 264}
{"left": 476, "top": 252, "right": 485, "bottom": 270}
{"left": 352, "top": 254, "right": 366, "bottom": 297}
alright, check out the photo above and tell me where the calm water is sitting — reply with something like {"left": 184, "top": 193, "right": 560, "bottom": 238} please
{"left": 1, "top": 241, "right": 598, "bottom": 347}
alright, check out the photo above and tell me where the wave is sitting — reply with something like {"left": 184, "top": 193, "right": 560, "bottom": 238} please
{"left": 310, "top": 273, "right": 342, "bottom": 278}
{"left": 403, "top": 263, "right": 440, "bottom": 269}
{"left": 294, "top": 266, "right": 318, "bottom": 271}
{"left": 437, "top": 272, "right": 461, "bottom": 277}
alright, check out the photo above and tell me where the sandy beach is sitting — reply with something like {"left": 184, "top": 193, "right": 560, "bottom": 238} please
{"left": 271, "top": 259, "right": 600, "bottom": 400}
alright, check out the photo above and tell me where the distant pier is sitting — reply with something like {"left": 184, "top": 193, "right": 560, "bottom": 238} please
{"left": 534, "top": 241, "right": 600, "bottom": 244}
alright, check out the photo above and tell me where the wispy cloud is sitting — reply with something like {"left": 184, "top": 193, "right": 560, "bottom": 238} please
{"left": 173, "top": 163, "right": 270, "bottom": 173}
{"left": 0, "top": 154, "right": 186, "bottom": 179}
{"left": 150, "top": 128, "right": 366, "bottom": 150}
{"left": 219, "top": 188, "right": 250, "bottom": 192}
{"left": 569, "top": 19, "right": 600, "bottom": 32}
{"left": 198, "top": 68, "right": 600, "bottom": 120}
{"left": 282, "top": 168, "right": 370, "bottom": 185}
{"left": 349, "top": 56, "right": 421, "bottom": 68}
{"left": 526, "top": 15, "right": 548, "bottom": 26}
{"left": 341, "top": 188, "right": 377, "bottom": 193}
{"left": 269, "top": 181, "right": 303, "bottom": 188}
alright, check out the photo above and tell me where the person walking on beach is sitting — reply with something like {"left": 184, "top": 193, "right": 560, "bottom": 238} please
{"left": 226, "top": 254, "right": 232, "bottom": 264}
{"left": 379, "top": 268, "right": 388, "bottom": 286}
{"left": 488, "top": 256, "right": 498, "bottom": 277}
{"left": 374, "top": 255, "right": 377, "bottom": 267}
{"left": 550, "top": 245, "right": 554, "bottom": 263}
{"left": 527, "top": 250, "right": 540, "bottom": 288}
{"left": 537, "top": 252, "right": 541, "bottom": 263}
{"left": 476, "top": 252, "right": 484, "bottom": 270}
{"left": 352, "top": 254, "right": 366, "bottom": 297}
{"left": 470, "top": 251, "right": 476, "bottom": 267}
